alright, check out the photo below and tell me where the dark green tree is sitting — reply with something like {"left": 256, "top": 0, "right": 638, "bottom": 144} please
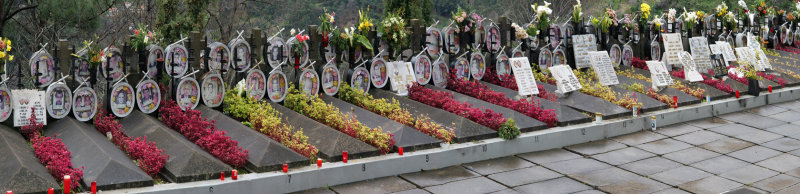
{"left": 384, "top": 0, "right": 433, "bottom": 25}
{"left": 156, "top": 0, "right": 215, "bottom": 44}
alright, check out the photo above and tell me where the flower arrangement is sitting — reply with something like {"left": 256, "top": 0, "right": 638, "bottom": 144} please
{"left": 0, "top": 37, "right": 12, "bottom": 74}
{"left": 338, "top": 83, "right": 456, "bottom": 143}
{"left": 358, "top": 7, "right": 374, "bottom": 35}
{"left": 739, "top": 0, "right": 749, "bottom": 16}
{"left": 623, "top": 83, "right": 677, "bottom": 108}
{"left": 331, "top": 27, "right": 373, "bottom": 52}
{"left": 640, "top": 3, "right": 651, "bottom": 25}
{"left": 573, "top": 0, "right": 582, "bottom": 24}
{"left": 94, "top": 109, "right": 168, "bottom": 176}
{"left": 621, "top": 14, "right": 635, "bottom": 31}
{"left": 511, "top": 23, "right": 528, "bottom": 40}
{"left": 380, "top": 11, "right": 410, "bottom": 53}
{"left": 668, "top": 8, "right": 677, "bottom": 22}
{"left": 716, "top": 2, "right": 728, "bottom": 18}
{"left": 755, "top": 0, "right": 767, "bottom": 16}
{"left": 445, "top": 68, "right": 558, "bottom": 127}
{"left": 72, "top": 40, "right": 104, "bottom": 70}
{"left": 452, "top": 6, "right": 482, "bottom": 34}
{"left": 617, "top": 68, "right": 705, "bottom": 98}
{"left": 289, "top": 29, "right": 310, "bottom": 59}
{"left": 223, "top": 90, "right": 318, "bottom": 159}
{"left": 408, "top": 84, "right": 520, "bottom": 139}
{"left": 533, "top": 69, "right": 557, "bottom": 85}
{"left": 728, "top": 62, "right": 762, "bottom": 84}
{"left": 671, "top": 70, "right": 734, "bottom": 93}
{"left": 130, "top": 24, "right": 158, "bottom": 52}
{"left": 483, "top": 67, "right": 557, "bottom": 102}
{"left": 683, "top": 8, "right": 698, "bottom": 31}
{"left": 284, "top": 86, "right": 395, "bottom": 153}
{"left": 21, "top": 108, "right": 83, "bottom": 191}
{"left": 652, "top": 17, "right": 664, "bottom": 32}
{"left": 532, "top": 2, "right": 552, "bottom": 36}
{"left": 160, "top": 101, "right": 249, "bottom": 167}
{"left": 318, "top": 8, "right": 335, "bottom": 34}
{"left": 573, "top": 69, "right": 642, "bottom": 111}
{"left": 591, "top": 13, "right": 614, "bottom": 33}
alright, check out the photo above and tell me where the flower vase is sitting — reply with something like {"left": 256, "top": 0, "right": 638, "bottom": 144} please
{"left": 348, "top": 47, "right": 356, "bottom": 64}
{"left": 573, "top": 21, "right": 582, "bottom": 35}
{"left": 322, "top": 31, "right": 329, "bottom": 48}
{"left": 748, "top": 79, "right": 760, "bottom": 96}
{"left": 294, "top": 55, "right": 300, "bottom": 66}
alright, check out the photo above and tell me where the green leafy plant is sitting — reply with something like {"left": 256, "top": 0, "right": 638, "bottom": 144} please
{"left": 380, "top": 11, "right": 410, "bottom": 52}
{"left": 497, "top": 118, "right": 520, "bottom": 140}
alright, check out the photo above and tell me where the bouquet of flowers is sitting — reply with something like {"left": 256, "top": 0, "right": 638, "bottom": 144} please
{"left": 331, "top": 27, "right": 373, "bottom": 51}
{"left": 380, "top": 11, "right": 410, "bottom": 52}
{"left": 289, "top": 29, "right": 310, "bottom": 58}
{"left": 318, "top": 8, "right": 335, "bottom": 34}
{"left": 668, "top": 8, "right": 677, "bottom": 23}
{"left": 755, "top": 0, "right": 767, "bottom": 16}
{"left": 683, "top": 8, "right": 698, "bottom": 31}
{"left": 532, "top": 2, "right": 552, "bottom": 36}
{"left": 358, "top": 7, "right": 373, "bottom": 36}
{"left": 591, "top": 10, "right": 614, "bottom": 33}
{"left": 0, "top": 37, "right": 12, "bottom": 75}
{"left": 572, "top": 0, "right": 582, "bottom": 24}
{"left": 452, "top": 6, "right": 482, "bottom": 34}
{"left": 130, "top": 24, "right": 158, "bottom": 52}
{"left": 716, "top": 2, "right": 728, "bottom": 18}
{"left": 511, "top": 23, "right": 528, "bottom": 40}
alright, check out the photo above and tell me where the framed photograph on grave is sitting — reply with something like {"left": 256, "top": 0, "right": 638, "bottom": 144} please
{"left": 0, "top": 88, "right": 12, "bottom": 122}
{"left": 650, "top": 41, "right": 661, "bottom": 61}
{"left": 299, "top": 68, "right": 320, "bottom": 97}
{"left": 73, "top": 51, "right": 92, "bottom": 85}
{"left": 229, "top": 38, "right": 252, "bottom": 72}
{"left": 609, "top": 44, "right": 622, "bottom": 67}
{"left": 136, "top": 79, "right": 160, "bottom": 114}
{"left": 287, "top": 36, "right": 309, "bottom": 68}
{"left": 30, "top": 50, "right": 56, "bottom": 87}
{"left": 512, "top": 49, "right": 524, "bottom": 58}
{"left": 453, "top": 57, "right": 470, "bottom": 80}
{"left": 350, "top": 66, "right": 371, "bottom": 93}
{"left": 246, "top": 69, "right": 267, "bottom": 99}
{"left": 496, "top": 52, "right": 511, "bottom": 80}
{"left": 323, "top": 33, "right": 336, "bottom": 63}
{"left": 371, "top": 58, "right": 389, "bottom": 88}
{"left": 176, "top": 78, "right": 200, "bottom": 111}
{"left": 321, "top": 63, "right": 341, "bottom": 96}
{"left": 622, "top": 45, "right": 633, "bottom": 66}
{"left": 727, "top": 35, "right": 735, "bottom": 45}
{"left": 550, "top": 25, "right": 561, "bottom": 49}
{"left": 711, "top": 54, "right": 728, "bottom": 78}
{"left": 72, "top": 87, "right": 98, "bottom": 122}
{"left": 413, "top": 55, "right": 432, "bottom": 85}
{"left": 538, "top": 49, "right": 553, "bottom": 72}
{"left": 102, "top": 47, "right": 125, "bottom": 82}
{"left": 562, "top": 24, "right": 574, "bottom": 45}
{"left": 267, "top": 70, "right": 289, "bottom": 102}
{"left": 432, "top": 60, "right": 449, "bottom": 88}
{"left": 145, "top": 45, "right": 163, "bottom": 79}
{"left": 443, "top": 27, "right": 460, "bottom": 54}
{"left": 207, "top": 42, "right": 231, "bottom": 72}
{"left": 266, "top": 37, "right": 288, "bottom": 68}
{"left": 110, "top": 82, "right": 135, "bottom": 118}
{"left": 45, "top": 82, "right": 72, "bottom": 119}
{"left": 426, "top": 27, "right": 442, "bottom": 59}
{"left": 201, "top": 73, "right": 225, "bottom": 107}
{"left": 735, "top": 33, "right": 747, "bottom": 48}
{"left": 553, "top": 49, "right": 567, "bottom": 66}
{"left": 165, "top": 44, "right": 189, "bottom": 78}
{"left": 485, "top": 25, "right": 501, "bottom": 53}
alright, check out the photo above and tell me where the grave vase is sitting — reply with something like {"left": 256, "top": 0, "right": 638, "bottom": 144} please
{"left": 322, "top": 31, "right": 329, "bottom": 48}
{"left": 748, "top": 79, "right": 760, "bottom": 96}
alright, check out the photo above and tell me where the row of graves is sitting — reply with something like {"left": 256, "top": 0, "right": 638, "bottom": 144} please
{"left": 5, "top": 4, "right": 800, "bottom": 193}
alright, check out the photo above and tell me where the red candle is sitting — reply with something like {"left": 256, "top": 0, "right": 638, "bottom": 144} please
{"left": 317, "top": 158, "right": 322, "bottom": 168}
{"left": 283, "top": 164, "right": 288, "bottom": 173}
{"left": 343, "top": 151, "right": 348, "bottom": 163}
{"left": 736, "top": 90, "right": 740, "bottom": 98}
{"left": 7, "top": 191, "right": 12, "bottom": 194}
{"left": 91, "top": 182, "right": 96, "bottom": 194}
{"left": 63, "top": 175, "right": 70, "bottom": 194}
{"left": 48, "top": 188, "right": 53, "bottom": 194}
{"left": 673, "top": 96, "right": 678, "bottom": 108}
{"left": 769, "top": 85, "right": 773, "bottom": 93}
{"left": 232, "top": 170, "right": 238, "bottom": 180}
{"left": 398, "top": 147, "right": 404, "bottom": 156}
{"left": 220, "top": 172, "right": 225, "bottom": 181}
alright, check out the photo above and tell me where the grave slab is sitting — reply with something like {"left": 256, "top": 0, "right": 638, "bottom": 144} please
{"left": 616, "top": 76, "right": 700, "bottom": 107}
{"left": 120, "top": 111, "right": 232, "bottom": 183}
{"left": 369, "top": 89, "right": 497, "bottom": 143}
{"left": 538, "top": 83, "right": 631, "bottom": 119}
{"left": 197, "top": 105, "right": 309, "bottom": 172}
{"left": 45, "top": 117, "right": 153, "bottom": 190}
{"left": 630, "top": 67, "right": 731, "bottom": 100}
{"left": 0, "top": 125, "right": 60, "bottom": 194}
{"left": 608, "top": 85, "right": 669, "bottom": 112}
{"left": 271, "top": 101, "right": 380, "bottom": 161}
{"left": 478, "top": 81, "right": 591, "bottom": 125}
{"left": 425, "top": 85, "right": 548, "bottom": 132}
{"left": 320, "top": 95, "right": 440, "bottom": 151}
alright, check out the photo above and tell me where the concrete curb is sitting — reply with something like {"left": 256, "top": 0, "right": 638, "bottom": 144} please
{"left": 113, "top": 88, "right": 800, "bottom": 194}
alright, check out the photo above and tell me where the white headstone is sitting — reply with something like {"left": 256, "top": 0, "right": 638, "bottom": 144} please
{"left": 13, "top": 89, "right": 46, "bottom": 127}
{"left": 572, "top": 34, "right": 597, "bottom": 68}
{"left": 679, "top": 52, "right": 704, "bottom": 82}
{"left": 509, "top": 57, "right": 540, "bottom": 96}
{"left": 647, "top": 61, "right": 674, "bottom": 88}
{"left": 716, "top": 41, "right": 737, "bottom": 62}
{"left": 754, "top": 48, "right": 772, "bottom": 70}
{"left": 390, "top": 62, "right": 417, "bottom": 96}
{"left": 549, "top": 65, "right": 582, "bottom": 93}
{"left": 662, "top": 33, "right": 684, "bottom": 67}
{"left": 735, "top": 47, "right": 760, "bottom": 71}
{"left": 747, "top": 33, "right": 761, "bottom": 50}
{"left": 689, "top": 37, "right": 713, "bottom": 71}
{"left": 588, "top": 51, "right": 620, "bottom": 86}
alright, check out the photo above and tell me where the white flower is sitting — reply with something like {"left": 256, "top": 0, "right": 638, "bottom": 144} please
{"left": 796, "top": 1, "right": 800, "bottom": 11}
{"left": 544, "top": 1, "right": 550, "bottom": 7}
{"left": 668, "top": 8, "right": 677, "bottom": 21}
{"left": 739, "top": 0, "right": 747, "bottom": 9}
{"left": 576, "top": 0, "right": 581, "bottom": 6}
{"left": 290, "top": 28, "right": 296, "bottom": 35}
{"left": 144, "top": 36, "right": 150, "bottom": 44}
{"left": 537, "top": 6, "right": 552, "bottom": 17}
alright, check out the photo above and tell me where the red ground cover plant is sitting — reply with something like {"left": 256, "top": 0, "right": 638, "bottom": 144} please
{"left": 671, "top": 70, "right": 734, "bottom": 93}
{"left": 408, "top": 84, "right": 511, "bottom": 130}
{"left": 482, "top": 68, "right": 557, "bottom": 101}
{"left": 94, "top": 109, "right": 168, "bottom": 176}
{"left": 21, "top": 107, "right": 83, "bottom": 191}
{"left": 160, "top": 100, "right": 248, "bottom": 167}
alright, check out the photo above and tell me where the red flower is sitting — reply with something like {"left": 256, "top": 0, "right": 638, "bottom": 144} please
{"left": 296, "top": 34, "right": 303, "bottom": 42}
{"left": 134, "top": 29, "right": 139, "bottom": 35}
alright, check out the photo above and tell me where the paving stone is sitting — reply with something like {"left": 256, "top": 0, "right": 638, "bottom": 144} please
{"left": 289, "top": 187, "right": 335, "bottom": 194}
{"left": 756, "top": 154, "right": 800, "bottom": 172}
{"left": 724, "top": 187, "right": 768, "bottom": 194}
{"left": 569, "top": 167, "right": 641, "bottom": 186}
{"left": 735, "top": 130, "right": 784, "bottom": 144}
{"left": 598, "top": 176, "right": 671, "bottom": 194}
{"left": 423, "top": 177, "right": 507, "bottom": 194}
{"left": 776, "top": 182, "right": 800, "bottom": 194}
{"left": 691, "top": 155, "right": 750, "bottom": 175}
{"left": 663, "top": 147, "right": 721, "bottom": 164}
{"left": 488, "top": 189, "right": 520, "bottom": 194}
{"left": 331, "top": 176, "right": 417, "bottom": 194}
{"left": 678, "top": 176, "right": 743, "bottom": 194}
{"left": 752, "top": 174, "right": 800, "bottom": 192}
{"left": 572, "top": 190, "right": 606, "bottom": 194}
{"left": 709, "top": 124, "right": 763, "bottom": 137}
{"left": 651, "top": 188, "right": 692, "bottom": 194}
{"left": 513, "top": 177, "right": 592, "bottom": 194}
{"left": 565, "top": 139, "right": 627, "bottom": 155}
{"left": 769, "top": 111, "right": 800, "bottom": 122}
{"left": 516, "top": 149, "right": 582, "bottom": 164}
{"left": 462, "top": 156, "right": 535, "bottom": 175}
{"left": 700, "top": 137, "right": 756, "bottom": 154}
{"left": 727, "top": 146, "right": 783, "bottom": 163}
{"left": 686, "top": 117, "right": 732, "bottom": 129}
{"left": 763, "top": 138, "right": 800, "bottom": 152}
{"left": 773, "top": 100, "right": 800, "bottom": 110}
{"left": 540, "top": 158, "right": 611, "bottom": 175}
{"left": 718, "top": 112, "right": 766, "bottom": 123}
{"left": 590, "top": 147, "right": 654, "bottom": 165}
{"left": 650, "top": 166, "right": 713, "bottom": 186}
{"left": 0, "top": 125, "right": 60, "bottom": 194}
{"left": 611, "top": 131, "right": 667, "bottom": 145}
{"left": 392, "top": 189, "right": 431, "bottom": 194}
{"left": 764, "top": 124, "right": 800, "bottom": 136}
{"left": 747, "top": 105, "right": 789, "bottom": 116}
{"left": 733, "top": 114, "right": 788, "bottom": 129}
{"left": 619, "top": 157, "right": 683, "bottom": 176}
{"left": 657, "top": 123, "right": 704, "bottom": 137}
{"left": 635, "top": 138, "right": 693, "bottom": 155}
{"left": 673, "top": 130, "right": 727, "bottom": 145}
{"left": 399, "top": 166, "right": 480, "bottom": 187}
{"left": 486, "top": 166, "right": 562, "bottom": 187}
{"left": 719, "top": 165, "right": 780, "bottom": 184}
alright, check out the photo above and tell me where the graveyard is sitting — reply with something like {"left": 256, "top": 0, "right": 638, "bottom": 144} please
{"left": 4, "top": 0, "right": 800, "bottom": 193}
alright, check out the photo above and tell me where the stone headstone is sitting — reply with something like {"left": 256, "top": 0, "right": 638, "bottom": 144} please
{"left": 509, "top": 57, "right": 539, "bottom": 96}
{"left": 689, "top": 37, "right": 713, "bottom": 71}
{"left": 389, "top": 61, "right": 416, "bottom": 96}
{"left": 662, "top": 33, "right": 684, "bottom": 68}
{"left": 589, "top": 51, "right": 620, "bottom": 86}
{"left": 646, "top": 61, "right": 674, "bottom": 88}
{"left": 715, "top": 41, "right": 737, "bottom": 62}
{"left": 679, "top": 52, "right": 704, "bottom": 82}
{"left": 549, "top": 65, "right": 581, "bottom": 93}
{"left": 12, "top": 89, "right": 45, "bottom": 127}
{"left": 711, "top": 54, "right": 728, "bottom": 78}
{"left": 754, "top": 48, "right": 772, "bottom": 70}
{"left": 735, "top": 47, "right": 760, "bottom": 70}
{"left": 572, "top": 34, "right": 597, "bottom": 68}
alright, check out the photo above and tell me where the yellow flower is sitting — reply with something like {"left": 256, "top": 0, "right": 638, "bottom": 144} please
{"left": 4, "top": 40, "right": 9, "bottom": 47}
{"left": 0, "top": 52, "right": 5, "bottom": 59}
{"left": 4, "top": 45, "right": 9, "bottom": 52}
{"left": 8, "top": 55, "right": 13, "bottom": 61}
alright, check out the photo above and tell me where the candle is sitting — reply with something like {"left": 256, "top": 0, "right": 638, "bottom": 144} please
{"left": 220, "top": 172, "right": 225, "bottom": 181}
{"left": 769, "top": 85, "right": 773, "bottom": 93}
{"left": 232, "top": 170, "right": 238, "bottom": 180}
{"left": 673, "top": 96, "right": 678, "bottom": 108}
{"left": 398, "top": 147, "right": 404, "bottom": 156}
{"left": 343, "top": 151, "right": 348, "bottom": 163}
{"left": 632, "top": 106, "right": 638, "bottom": 117}
{"left": 63, "top": 175, "right": 70, "bottom": 194}
{"left": 283, "top": 164, "right": 288, "bottom": 173}
{"left": 317, "top": 158, "right": 322, "bottom": 168}
{"left": 651, "top": 116, "right": 657, "bottom": 131}
{"left": 91, "top": 182, "right": 96, "bottom": 194}
{"left": 736, "top": 90, "right": 740, "bottom": 98}
{"left": 594, "top": 112, "right": 602, "bottom": 124}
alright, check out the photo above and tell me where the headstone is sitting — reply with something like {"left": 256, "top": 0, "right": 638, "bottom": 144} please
{"left": 689, "top": 37, "right": 713, "bottom": 71}
{"left": 735, "top": 47, "right": 759, "bottom": 70}
{"left": 716, "top": 41, "right": 737, "bottom": 62}
{"left": 321, "top": 63, "right": 341, "bottom": 96}
{"left": 207, "top": 42, "right": 231, "bottom": 72}
{"left": 646, "top": 61, "right": 674, "bottom": 88}
{"left": 747, "top": 33, "right": 760, "bottom": 50}
{"left": 389, "top": 62, "right": 416, "bottom": 96}
{"left": 229, "top": 38, "right": 252, "bottom": 72}
{"left": 662, "top": 33, "right": 684, "bottom": 68}
{"left": 754, "top": 48, "right": 772, "bottom": 70}
{"left": 679, "top": 52, "right": 704, "bottom": 82}
{"left": 588, "top": 51, "right": 620, "bottom": 86}
{"left": 548, "top": 65, "right": 581, "bottom": 93}
{"left": 13, "top": 89, "right": 45, "bottom": 126}
{"left": 572, "top": 34, "right": 597, "bottom": 68}
{"left": 711, "top": 54, "right": 728, "bottom": 78}
{"left": 508, "top": 57, "right": 539, "bottom": 96}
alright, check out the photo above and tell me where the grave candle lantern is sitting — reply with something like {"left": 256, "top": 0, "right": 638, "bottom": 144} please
{"left": 283, "top": 164, "right": 288, "bottom": 173}
{"left": 48, "top": 189, "right": 53, "bottom": 194}
{"left": 63, "top": 175, "right": 70, "bottom": 194}
{"left": 651, "top": 116, "right": 657, "bottom": 131}
{"left": 594, "top": 112, "right": 602, "bottom": 124}
{"left": 673, "top": 96, "right": 678, "bottom": 107}
{"left": 220, "top": 172, "right": 225, "bottom": 181}
{"left": 317, "top": 158, "right": 322, "bottom": 168}
{"left": 343, "top": 151, "right": 349, "bottom": 163}
{"left": 398, "top": 147, "right": 404, "bottom": 156}
{"left": 769, "top": 85, "right": 772, "bottom": 93}
{"left": 91, "top": 182, "right": 96, "bottom": 194}
{"left": 736, "top": 90, "right": 740, "bottom": 98}
{"left": 232, "top": 170, "right": 238, "bottom": 180}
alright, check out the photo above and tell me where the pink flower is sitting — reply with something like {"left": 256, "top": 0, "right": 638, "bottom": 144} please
{"left": 133, "top": 29, "right": 139, "bottom": 35}
{"left": 462, "top": 12, "right": 466, "bottom": 17}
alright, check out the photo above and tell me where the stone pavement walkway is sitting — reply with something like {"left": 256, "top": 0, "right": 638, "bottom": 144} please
{"left": 293, "top": 100, "right": 800, "bottom": 194}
